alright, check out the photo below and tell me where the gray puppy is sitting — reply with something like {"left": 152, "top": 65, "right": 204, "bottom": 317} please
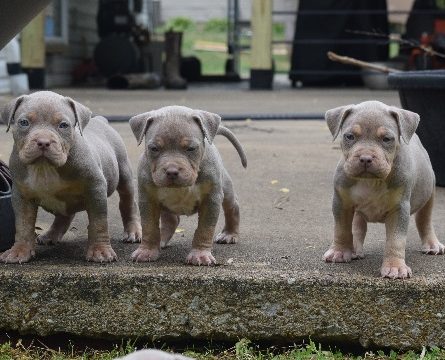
{"left": 129, "top": 105, "right": 247, "bottom": 265}
{"left": 0, "top": 91, "right": 141, "bottom": 263}
{"left": 324, "top": 100, "right": 443, "bottom": 279}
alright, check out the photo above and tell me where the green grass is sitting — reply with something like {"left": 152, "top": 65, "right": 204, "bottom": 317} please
{"left": 157, "top": 17, "right": 290, "bottom": 76}
{"left": 0, "top": 339, "right": 444, "bottom": 359}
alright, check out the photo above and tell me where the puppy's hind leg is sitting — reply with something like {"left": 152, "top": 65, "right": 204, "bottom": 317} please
{"left": 117, "top": 160, "right": 142, "bottom": 243}
{"left": 416, "top": 193, "right": 444, "bottom": 255}
{"left": 215, "top": 172, "right": 240, "bottom": 244}
{"left": 160, "top": 211, "right": 180, "bottom": 248}
{"left": 37, "top": 214, "right": 74, "bottom": 245}
{"left": 352, "top": 212, "right": 366, "bottom": 259}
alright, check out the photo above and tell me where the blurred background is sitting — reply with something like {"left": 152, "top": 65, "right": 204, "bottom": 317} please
{"left": 2, "top": 0, "right": 445, "bottom": 93}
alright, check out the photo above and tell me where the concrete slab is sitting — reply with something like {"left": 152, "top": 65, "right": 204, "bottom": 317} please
{"left": 0, "top": 88, "right": 444, "bottom": 350}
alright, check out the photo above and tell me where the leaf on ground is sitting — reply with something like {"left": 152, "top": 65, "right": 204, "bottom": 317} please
{"left": 175, "top": 227, "right": 185, "bottom": 233}
{"left": 279, "top": 187, "right": 290, "bottom": 193}
{"left": 274, "top": 194, "right": 290, "bottom": 209}
{"left": 270, "top": 179, "right": 279, "bottom": 185}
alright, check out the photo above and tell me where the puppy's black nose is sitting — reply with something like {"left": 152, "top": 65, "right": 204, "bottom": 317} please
{"left": 165, "top": 167, "right": 179, "bottom": 180}
{"left": 359, "top": 155, "right": 373, "bottom": 165}
{"left": 36, "top": 138, "right": 51, "bottom": 149}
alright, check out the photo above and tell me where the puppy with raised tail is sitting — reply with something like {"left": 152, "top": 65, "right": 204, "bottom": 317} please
{"left": 0, "top": 91, "right": 141, "bottom": 263}
{"left": 129, "top": 105, "right": 247, "bottom": 265}
{"left": 323, "top": 100, "right": 443, "bottom": 279}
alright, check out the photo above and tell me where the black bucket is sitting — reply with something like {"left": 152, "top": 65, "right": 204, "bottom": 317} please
{"left": 0, "top": 161, "right": 15, "bottom": 251}
{"left": 388, "top": 70, "right": 445, "bottom": 186}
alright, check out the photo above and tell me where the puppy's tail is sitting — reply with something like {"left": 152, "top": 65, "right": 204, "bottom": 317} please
{"left": 217, "top": 126, "right": 247, "bottom": 168}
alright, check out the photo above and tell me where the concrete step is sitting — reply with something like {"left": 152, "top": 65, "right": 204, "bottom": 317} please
{"left": 0, "top": 90, "right": 443, "bottom": 351}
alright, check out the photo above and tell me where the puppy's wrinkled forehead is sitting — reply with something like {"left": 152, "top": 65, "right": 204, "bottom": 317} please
{"left": 15, "top": 92, "right": 72, "bottom": 124}
{"left": 147, "top": 106, "right": 203, "bottom": 142}
{"left": 342, "top": 102, "right": 399, "bottom": 136}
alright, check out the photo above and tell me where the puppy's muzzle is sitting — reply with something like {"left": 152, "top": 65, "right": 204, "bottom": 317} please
{"left": 36, "top": 137, "right": 52, "bottom": 151}
{"left": 165, "top": 166, "right": 180, "bottom": 181}
{"left": 359, "top": 154, "right": 373, "bottom": 169}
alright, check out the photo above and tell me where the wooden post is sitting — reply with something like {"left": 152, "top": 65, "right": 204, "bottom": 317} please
{"left": 21, "top": 11, "right": 46, "bottom": 88}
{"left": 250, "top": 0, "right": 273, "bottom": 89}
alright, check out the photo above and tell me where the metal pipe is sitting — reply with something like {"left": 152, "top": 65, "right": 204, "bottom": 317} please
{"left": 105, "top": 113, "right": 325, "bottom": 122}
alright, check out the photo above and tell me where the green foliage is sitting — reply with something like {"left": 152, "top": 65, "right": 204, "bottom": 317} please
{"left": 164, "top": 16, "right": 195, "bottom": 32}
{"left": 204, "top": 18, "right": 228, "bottom": 33}
{"left": 272, "top": 23, "right": 285, "bottom": 37}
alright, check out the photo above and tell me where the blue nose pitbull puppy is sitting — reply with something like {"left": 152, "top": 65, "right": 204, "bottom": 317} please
{"left": 129, "top": 105, "right": 247, "bottom": 265}
{"left": 0, "top": 91, "right": 141, "bottom": 263}
{"left": 323, "top": 100, "right": 443, "bottom": 279}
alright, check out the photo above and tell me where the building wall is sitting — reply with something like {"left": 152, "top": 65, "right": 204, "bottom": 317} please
{"left": 45, "top": 0, "right": 99, "bottom": 87}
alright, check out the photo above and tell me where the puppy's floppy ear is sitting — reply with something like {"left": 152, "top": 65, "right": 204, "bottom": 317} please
{"left": 129, "top": 112, "right": 154, "bottom": 146}
{"left": 389, "top": 106, "right": 420, "bottom": 144}
{"left": 192, "top": 110, "right": 221, "bottom": 144}
{"left": 65, "top": 97, "right": 92, "bottom": 136}
{"left": 2, "top": 95, "right": 28, "bottom": 132}
{"left": 325, "top": 104, "right": 354, "bottom": 140}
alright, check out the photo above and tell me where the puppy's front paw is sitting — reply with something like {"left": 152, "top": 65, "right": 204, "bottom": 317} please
{"left": 352, "top": 250, "right": 365, "bottom": 260}
{"left": 0, "top": 243, "right": 35, "bottom": 263}
{"left": 131, "top": 246, "right": 160, "bottom": 262}
{"left": 323, "top": 248, "right": 352, "bottom": 263}
{"left": 122, "top": 222, "right": 142, "bottom": 243}
{"left": 86, "top": 244, "right": 117, "bottom": 263}
{"left": 186, "top": 249, "right": 216, "bottom": 266}
{"left": 215, "top": 231, "right": 238, "bottom": 244}
{"left": 36, "top": 231, "right": 59, "bottom": 245}
{"left": 381, "top": 258, "right": 412, "bottom": 279}
{"left": 422, "top": 240, "right": 445, "bottom": 255}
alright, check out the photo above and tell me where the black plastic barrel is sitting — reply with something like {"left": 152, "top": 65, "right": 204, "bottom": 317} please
{"left": 0, "top": 161, "right": 14, "bottom": 251}
{"left": 388, "top": 70, "right": 445, "bottom": 186}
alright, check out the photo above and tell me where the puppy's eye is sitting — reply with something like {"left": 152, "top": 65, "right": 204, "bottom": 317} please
{"left": 186, "top": 146, "right": 197, "bottom": 152}
{"left": 18, "top": 119, "right": 30, "bottom": 127}
{"left": 344, "top": 133, "right": 355, "bottom": 141}
{"left": 59, "top": 122, "right": 70, "bottom": 129}
{"left": 149, "top": 146, "right": 159, "bottom": 153}
{"left": 382, "top": 136, "right": 394, "bottom": 143}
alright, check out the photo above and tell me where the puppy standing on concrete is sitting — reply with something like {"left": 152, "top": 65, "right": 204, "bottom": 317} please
{"left": 129, "top": 105, "right": 247, "bottom": 265}
{"left": 0, "top": 91, "right": 141, "bottom": 263}
{"left": 323, "top": 100, "right": 444, "bottom": 279}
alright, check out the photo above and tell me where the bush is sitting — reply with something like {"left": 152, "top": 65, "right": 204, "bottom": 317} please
{"left": 273, "top": 22, "right": 285, "bottom": 37}
{"left": 204, "top": 18, "right": 228, "bottom": 33}
{"left": 164, "top": 16, "right": 195, "bottom": 32}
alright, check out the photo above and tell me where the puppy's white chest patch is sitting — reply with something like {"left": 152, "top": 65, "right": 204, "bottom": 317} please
{"left": 349, "top": 180, "right": 402, "bottom": 223}
{"left": 23, "top": 163, "right": 68, "bottom": 215}
{"left": 157, "top": 183, "right": 211, "bottom": 215}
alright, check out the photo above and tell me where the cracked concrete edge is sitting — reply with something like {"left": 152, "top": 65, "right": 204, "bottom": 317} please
{"left": 0, "top": 270, "right": 444, "bottom": 350}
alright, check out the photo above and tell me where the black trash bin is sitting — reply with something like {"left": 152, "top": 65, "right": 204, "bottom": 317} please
{"left": 388, "top": 70, "right": 445, "bottom": 186}
{"left": 0, "top": 161, "right": 15, "bottom": 251}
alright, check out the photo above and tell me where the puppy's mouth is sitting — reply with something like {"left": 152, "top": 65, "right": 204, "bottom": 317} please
{"left": 355, "top": 170, "right": 380, "bottom": 179}
{"left": 154, "top": 178, "right": 195, "bottom": 188}
{"left": 21, "top": 149, "right": 67, "bottom": 167}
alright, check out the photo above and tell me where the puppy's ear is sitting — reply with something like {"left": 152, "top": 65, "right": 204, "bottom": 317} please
{"left": 2, "top": 95, "right": 28, "bottom": 132}
{"left": 129, "top": 112, "right": 154, "bottom": 146}
{"left": 325, "top": 105, "right": 354, "bottom": 140}
{"left": 192, "top": 110, "right": 221, "bottom": 144}
{"left": 389, "top": 107, "right": 420, "bottom": 144}
{"left": 65, "top": 97, "right": 92, "bottom": 136}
